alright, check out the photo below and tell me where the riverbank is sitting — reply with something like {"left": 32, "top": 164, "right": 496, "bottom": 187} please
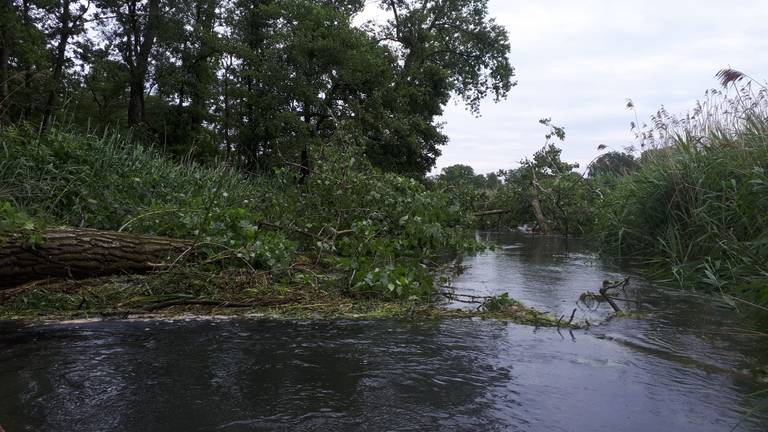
{"left": 0, "top": 269, "right": 562, "bottom": 326}
{"left": 0, "top": 124, "right": 489, "bottom": 322}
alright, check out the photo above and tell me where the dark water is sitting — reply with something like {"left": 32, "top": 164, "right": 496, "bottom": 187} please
{"left": 1, "top": 232, "right": 767, "bottom": 431}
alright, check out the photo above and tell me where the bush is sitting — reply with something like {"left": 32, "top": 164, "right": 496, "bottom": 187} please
{"left": 0, "top": 124, "right": 478, "bottom": 298}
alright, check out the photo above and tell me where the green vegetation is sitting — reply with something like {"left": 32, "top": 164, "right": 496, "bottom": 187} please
{"left": 0, "top": 0, "right": 513, "bottom": 176}
{"left": 0, "top": 124, "right": 475, "bottom": 296}
{"left": 0, "top": 0, "right": 549, "bottom": 320}
{"left": 2, "top": 0, "right": 766, "bottom": 318}
{"left": 596, "top": 77, "right": 768, "bottom": 308}
{"left": 434, "top": 118, "right": 601, "bottom": 237}
{"left": 0, "top": 122, "right": 569, "bottom": 324}
{"left": 435, "top": 72, "right": 768, "bottom": 310}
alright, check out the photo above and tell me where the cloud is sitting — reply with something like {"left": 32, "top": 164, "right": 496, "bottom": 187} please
{"left": 433, "top": 0, "right": 768, "bottom": 174}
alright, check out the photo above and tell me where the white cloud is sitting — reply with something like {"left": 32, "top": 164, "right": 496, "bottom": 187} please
{"left": 433, "top": 0, "right": 768, "bottom": 174}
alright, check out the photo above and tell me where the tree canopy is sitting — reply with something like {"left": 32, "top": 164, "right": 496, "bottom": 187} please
{"left": 0, "top": 0, "right": 515, "bottom": 176}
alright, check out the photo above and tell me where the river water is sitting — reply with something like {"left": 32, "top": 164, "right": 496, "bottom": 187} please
{"left": 1, "top": 232, "right": 766, "bottom": 431}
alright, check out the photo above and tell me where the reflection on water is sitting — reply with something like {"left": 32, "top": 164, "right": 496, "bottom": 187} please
{"left": 0, "top": 231, "right": 766, "bottom": 432}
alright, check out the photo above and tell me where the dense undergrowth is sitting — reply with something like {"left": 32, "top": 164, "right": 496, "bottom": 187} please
{"left": 0, "top": 123, "right": 479, "bottom": 308}
{"left": 596, "top": 83, "right": 768, "bottom": 308}
{"left": 3, "top": 77, "right": 767, "bottom": 318}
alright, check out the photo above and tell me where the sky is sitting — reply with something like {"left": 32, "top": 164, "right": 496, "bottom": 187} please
{"left": 363, "top": 0, "right": 768, "bottom": 175}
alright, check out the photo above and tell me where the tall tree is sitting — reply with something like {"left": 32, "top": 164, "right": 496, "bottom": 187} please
{"left": 151, "top": 0, "right": 220, "bottom": 156}
{"left": 224, "top": 0, "right": 390, "bottom": 170}
{"left": 41, "top": 0, "right": 90, "bottom": 130}
{"left": 0, "top": 0, "right": 48, "bottom": 122}
{"left": 363, "top": 0, "right": 515, "bottom": 174}
{"left": 95, "top": 0, "right": 162, "bottom": 126}
{"left": 0, "top": 0, "right": 14, "bottom": 122}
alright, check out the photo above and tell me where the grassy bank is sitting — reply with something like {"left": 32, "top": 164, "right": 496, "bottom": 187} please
{"left": 595, "top": 81, "right": 768, "bottom": 308}
{"left": 0, "top": 270, "right": 558, "bottom": 325}
{"left": 0, "top": 123, "right": 560, "bottom": 325}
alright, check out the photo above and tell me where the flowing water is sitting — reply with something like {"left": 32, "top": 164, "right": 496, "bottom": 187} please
{"left": 1, "top": 232, "right": 767, "bottom": 431}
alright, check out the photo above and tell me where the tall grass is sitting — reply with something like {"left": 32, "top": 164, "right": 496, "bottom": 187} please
{"left": 1, "top": 124, "right": 255, "bottom": 228}
{"left": 0, "top": 123, "right": 476, "bottom": 297}
{"left": 598, "top": 77, "right": 768, "bottom": 307}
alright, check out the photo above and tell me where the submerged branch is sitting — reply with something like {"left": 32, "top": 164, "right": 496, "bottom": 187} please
{"left": 598, "top": 277, "right": 630, "bottom": 313}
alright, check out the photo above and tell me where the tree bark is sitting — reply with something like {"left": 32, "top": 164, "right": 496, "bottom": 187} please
{"left": 42, "top": 0, "right": 73, "bottom": 131}
{"left": 0, "top": 228, "right": 194, "bottom": 288}
{"left": 125, "top": 0, "right": 160, "bottom": 126}
{"left": 530, "top": 173, "right": 552, "bottom": 235}
{"left": 0, "top": 0, "right": 14, "bottom": 123}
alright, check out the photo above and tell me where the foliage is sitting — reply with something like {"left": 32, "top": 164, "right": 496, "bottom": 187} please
{"left": 0, "top": 0, "right": 515, "bottom": 177}
{"left": 0, "top": 124, "right": 479, "bottom": 298}
{"left": 588, "top": 151, "right": 638, "bottom": 177}
{"left": 596, "top": 81, "right": 768, "bottom": 306}
{"left": 462, "top": 120, "right": 598, "bottom": 235}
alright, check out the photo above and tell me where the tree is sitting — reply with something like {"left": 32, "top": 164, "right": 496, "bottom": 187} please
{"left": 95, "top": 0, "right": 162, "bottom": 126}
{"left": 150, "top": 0, "right": 220, "bottom": 157}
{"left": 1, "top": 0, "right": 516, "bottom": 179}
{"left": 376, "top": 0, "right": 514, "bottom": 112}
{"left": 40, "top": 0, "right": 90, "bottom": 130}
{"left": 0, "top": 0, "right": 16, "bottom": 122}
{"left": 438, "top": 164, "right": 476, "bottom": 183}
{"left": 77, "top": 43, "right": 130, "bottom": 126}
{"left": 0, "top": 0, "right": 49, "bottom": 123}
{"left": 224, "top": 0, "right": 394, "bottom": 172}
{"left": 588, "top": 151, "right": 637, "bottom": 177}
{"left": 363, "top": 0, "right": 515, "bottom": 175}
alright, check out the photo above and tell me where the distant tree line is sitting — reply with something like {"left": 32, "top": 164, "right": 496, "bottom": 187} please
{"left": 0, "top": 0, "right": 515, "bottom": 175}
{"left": 434, "top": 119, "right": 640, "bottom": 236}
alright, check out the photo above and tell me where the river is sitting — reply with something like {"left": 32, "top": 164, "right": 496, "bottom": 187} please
{"left": 1, "top": 231, "right": 766, "bottom": 431}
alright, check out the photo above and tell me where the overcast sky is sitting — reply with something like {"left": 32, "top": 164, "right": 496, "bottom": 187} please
{"left": 401, "top": 0, "right": 768, "bottom": 175}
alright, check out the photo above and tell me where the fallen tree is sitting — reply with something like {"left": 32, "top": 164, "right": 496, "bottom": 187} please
{"left": 0, "top": 228, "right": 193, "bottom": 288}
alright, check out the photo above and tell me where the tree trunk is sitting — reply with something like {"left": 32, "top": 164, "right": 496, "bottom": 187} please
{"left": 529, "top": 168, "right": 551, "bottom": 235}
{"left": 127, "top": 76, "right": 145, "bottom": 126}
{"left": 0, "top": 228, "right": 194, "bottom": 288}
{"left": 530, "top": 195, "right": 550, "bottom": 235}
{"left": 125, "top": 0, "right": 160, "bottom": 126}
{"left": 188, "top": 0, "right": 216, "bottom": 131}
{"left": 42, "top": 0, "right": 72, "bottom": 131}
{"left": 0, "top": 40, "right": 8, "bottom": 123}
{"left": 0, "top": 0, "right": 13, "bottom": 123}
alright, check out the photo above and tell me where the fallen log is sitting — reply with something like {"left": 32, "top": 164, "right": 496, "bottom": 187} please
{"left": 0, "top": 228, "right": 194, "bottom": 288}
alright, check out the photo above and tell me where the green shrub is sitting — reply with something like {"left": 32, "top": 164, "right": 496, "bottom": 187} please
{"left": 0, "top": 124, "right": 478, "bottom": 298}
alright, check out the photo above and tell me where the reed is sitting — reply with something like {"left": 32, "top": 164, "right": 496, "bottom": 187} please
{"left": 597, "top": 74, "right": 768, "bottom": 306}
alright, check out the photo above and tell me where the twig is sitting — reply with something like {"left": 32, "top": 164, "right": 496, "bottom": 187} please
{"left": 723, "top": 294, "right": 768, "bottom": 312}
{"left": 118, "top": 208, "right": 188, "bottom": 232}
{"left": 567, "top": 308, "right": 577, "bottom": 325}
{"left": 439, "top": 291, "right": 496, "bottom": 304}
{"left": 599, "top": 284, "right": 622, "bottom": 313}
{"left": 474, "top": 209, "right": 513, "bottom": 217}
{"left": 258, "top": 220, "right": 325, "bottom": 242}
{"left": 142, "top": 298, "right": 292, "bottom": 312}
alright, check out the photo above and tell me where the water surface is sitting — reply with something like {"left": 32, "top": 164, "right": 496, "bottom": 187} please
{"left": 1, "top": 232, "right": 766, "bottom": 431}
